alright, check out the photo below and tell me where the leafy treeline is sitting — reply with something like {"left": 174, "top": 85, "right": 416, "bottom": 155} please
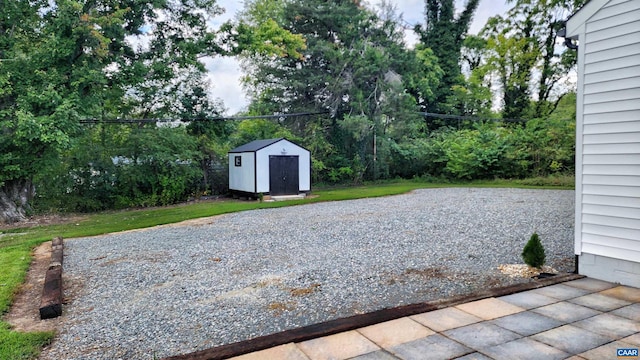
{"left": 0, "top": 0, "right": 303, "bottom": 221}
{"left": 1, "top": 0, "right": 582, "bottom": 222}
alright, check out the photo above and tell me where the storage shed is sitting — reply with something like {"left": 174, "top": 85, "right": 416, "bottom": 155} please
{"left": 565, "top": 0, "right": 640, "bottom": 287}
{"left": 228, "top": 138, "right": 311, "bottom": 197}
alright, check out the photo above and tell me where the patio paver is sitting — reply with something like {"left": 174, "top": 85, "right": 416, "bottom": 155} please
{"left": 600, "top": 286, "right": 640, "bottom": 302}
{"left": 454, "top": 298, "right": 524, "bottom": 320}
{"left": 228, "top": 278, "right": 639, "bottom": 360}
{"left": 612, "top": 303, "right": 640, "bottom": 321}
{"left": 357, "top": 318, "right": 434, "bottom": 348}
{"left": 497, "top": 291, "right": 558, "bottom": 309}
{"left": 231, "top": 343, "right": 310, "bottom": 360}
{"left": 297, "top": 330, "right": 379, "bottom": 360}
{"left": 409, "top": 307, "right": 482, "bottom": 332}
{"left": 563, "top": 278, "right": 617, "bottom": 292}
{"left": 529, "top": 283, "right": 591, "bottom": 300}
{"left": 479, "top": 337, "right": 570, "bottom": 360}
{"left": 388, "top": 334, "right": 473, "bottom": 360}
{"left": 531, "top": 301, "right": 601, "bottom": 323}
{"left": 531, "top": 324, "right": 614, "bottom": 355}
{"left": 442, "top": 322, "right": 521, "bottom": 349}
{"left": 490, "top": 310, "right": 563, "bottom": 336}
{"left": 573, "top": 313, "right": 640, "bottom": 338}
{"left": 568, "top": 292, "right": 631, "bottom": 312}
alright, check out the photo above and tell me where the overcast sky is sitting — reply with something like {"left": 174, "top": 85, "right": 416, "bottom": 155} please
{"left": 205, "top": 0, "right": 512, "bottom": 115}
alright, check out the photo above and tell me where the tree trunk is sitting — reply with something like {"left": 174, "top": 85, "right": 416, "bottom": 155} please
{"left": 0, "top": 179, "right": 35, "bottom": 224}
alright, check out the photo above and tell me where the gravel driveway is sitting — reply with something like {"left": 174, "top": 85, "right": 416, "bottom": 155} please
{"left": 40, "top": 188, "right": 574, "bottom": 359}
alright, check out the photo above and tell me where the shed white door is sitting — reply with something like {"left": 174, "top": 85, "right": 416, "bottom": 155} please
{"left": 269, "top": 155, "right": 299, "bottom": 195}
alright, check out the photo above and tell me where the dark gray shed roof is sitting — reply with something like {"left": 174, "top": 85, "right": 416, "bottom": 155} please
{"left": 228, "top": 138, "right": 285, "bottom": 153}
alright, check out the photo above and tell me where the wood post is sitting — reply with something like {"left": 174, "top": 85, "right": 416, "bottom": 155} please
{"left": 40, "top": 237, "right": 64, "bottom": 319}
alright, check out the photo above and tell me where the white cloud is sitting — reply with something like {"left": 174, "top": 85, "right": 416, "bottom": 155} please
{"left": 206, "top": 0, "right": 511, "bottom": 115}
{"left": 204, "top": 56, "right": 248, "bottom": 115}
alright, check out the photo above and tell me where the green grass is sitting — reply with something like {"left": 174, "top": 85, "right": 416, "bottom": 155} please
{"left": 0, "top": 247, "right": 33, "bottom": 315}
{"left": 0, "top": 322, "right": 53, "bottom": 360}
{"left": 0, "top": 179, "right": 573, "bottom": 359}
{"left": 0, "top": 246, "right": 55, "bottom": 359}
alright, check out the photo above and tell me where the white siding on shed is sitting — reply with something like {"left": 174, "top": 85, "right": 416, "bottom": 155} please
{"left": 568, "top": 0, "right": 640, "bottom": 269}
{"left": 255, "top": 141, "right": 311, "bottom": 194}
{"left": 228, "top": 138, "right": 311, "bottom": 195}
{"left": 228, "top": 153, "right": 256, "bottom": 193}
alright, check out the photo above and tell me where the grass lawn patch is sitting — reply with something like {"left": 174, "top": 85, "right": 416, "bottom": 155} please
{"left": 0, "top": 245, "right": 54, "bottom": 359}
{"left": 0, "top": 321, "right": 53, "bottom": 360}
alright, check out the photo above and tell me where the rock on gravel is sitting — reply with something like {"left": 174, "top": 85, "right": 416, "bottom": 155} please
{"left": 39, "top": 188, "right": 574, "bottom": 359}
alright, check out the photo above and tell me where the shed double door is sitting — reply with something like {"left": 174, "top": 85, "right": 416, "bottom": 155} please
{"left": 269, "top": 155, "right": 299, "bottom": 196}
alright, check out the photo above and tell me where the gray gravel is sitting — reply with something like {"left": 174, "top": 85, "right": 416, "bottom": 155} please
{"left": 40, "top": 188, "right": 574, "bottom": 360}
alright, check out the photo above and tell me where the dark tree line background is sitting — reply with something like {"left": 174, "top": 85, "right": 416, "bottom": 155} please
{"left": 1, "top": 0, "right": 584, "bottom": 222}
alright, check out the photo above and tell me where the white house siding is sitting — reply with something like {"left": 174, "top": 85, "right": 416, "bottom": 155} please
{"left": 569, "top": 0, "right": 640, "bottom": 287}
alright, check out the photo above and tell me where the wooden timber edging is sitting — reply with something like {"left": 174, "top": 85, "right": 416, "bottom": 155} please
{"left": 39, "top": 236, "right": 64, "bottom": 319}
{"left": 164, "top": 272, "right": 584, "bottom": 360}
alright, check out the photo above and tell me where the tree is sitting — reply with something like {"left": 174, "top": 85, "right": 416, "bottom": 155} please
{"left": 1, "top": 0, "right": 123, "bottom": 223}
{"left": 179, "top": 77, "right": 233, "bottom": 196}
{"left": 522, "top": 232, "right": 546, "bottom": 268}
{"left": 483, "top": 29, "right": 539, "bottom": 119}
{"left": 480, "top": 0, "right": 586, "bottom": 119}
{"left": 239, "top": 0, "right": 432, "bottom": 182}
{"left": 1, "top": 0, "right": 306, "bottom": 223}
{"left": 440, "top": 35, "right": 493, "bottom": 117}
{"left": 414, "top": 0, "right": 480, "bottom": 115}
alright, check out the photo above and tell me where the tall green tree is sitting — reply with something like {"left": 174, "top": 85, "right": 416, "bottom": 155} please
{"left": 414, "top": 0, "right": 480, "bottom": 115}
{"left": 1, "top": 0, "right": 123, "bottom": 223}
{"left": 240, "top": 0, "right": 432, "bottom": 182}
{"left": 480, "top": 0, "right": 586, "bottom": 119}
{"left": 1, "top": 0, "right": 305, "bottom": 223}
{"left": 440, "top": 35, "right": 492, "bottom": 117}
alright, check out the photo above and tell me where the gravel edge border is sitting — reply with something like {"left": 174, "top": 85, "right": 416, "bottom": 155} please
{"left": 164, "top": 273, "right": 584, "bottom": 360}
{"left": 39, "top": 236, "right": 64, "bottom": 319}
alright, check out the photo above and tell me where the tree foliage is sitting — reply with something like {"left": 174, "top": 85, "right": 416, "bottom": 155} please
{"left": 0, "top": 0, "right": 306, "bottom": 222}
{"left": 414, "top": 0, "right": 480, "bottom": 115}
{"left": 480, "top": 0, "right": 586, "bottom": 119}
{"left": 239, "top": 0, "right": 435, "bottom": 183}
{"left": 3, "top": 0, "right": 580, "bottom": 219}
{"left": 522, "top": 232, "right": 546, "bottom": 268}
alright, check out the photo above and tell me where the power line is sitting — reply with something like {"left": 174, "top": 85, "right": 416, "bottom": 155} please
{"left": 79, "top": 110, "right": 526, "bottom": 124}
{"left": 78, "top": 111, "right": 330, "bottom": 124}
{"left": 418, "top": 112, "right": 526, "bottom": 123}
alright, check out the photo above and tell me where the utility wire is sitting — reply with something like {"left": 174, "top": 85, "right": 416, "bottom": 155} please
{"left": 78, "top": 111, "right": 330, "bottom": 124}
{"left": 79, "top": 111, "right": 526, "bottom": 124}
{"left": 419, "top": 112, "right": 526, "bottom": 123}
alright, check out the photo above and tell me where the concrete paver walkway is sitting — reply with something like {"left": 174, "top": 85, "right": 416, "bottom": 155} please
{"left": 230, "top": 278, "right": 640, "bottom": 360}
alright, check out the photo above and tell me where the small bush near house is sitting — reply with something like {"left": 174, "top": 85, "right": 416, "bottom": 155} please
{"left": 522, "top": 232, "right": 546, "bottom": 268}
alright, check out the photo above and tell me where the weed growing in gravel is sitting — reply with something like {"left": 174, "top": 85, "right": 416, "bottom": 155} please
{"left": 522, "top": 232, "right": 546, "bottom": 268}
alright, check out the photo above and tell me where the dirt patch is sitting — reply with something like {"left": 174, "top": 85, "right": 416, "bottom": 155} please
{"left": 289, "top": 283, "right": 321, "bottom": 297}
{"left": 404, "top": 267, "right": 447, "bottom": 278}
{"left": 3, "top": 242, "right": 58, "bottom": 332}
{"left": 0, "top": 214, "right": 87, "bottom": 231}
{"left": 267, "top": 301, "right": 297, "bottom": 315}
{"left": 3, "top": 241, "right": 84, "bottom": 333}
{"left": 0, "top": 195, "right": 235, "bottom": 231}
{"left": 167, "top": 216, "right": 225, "bottom": 227}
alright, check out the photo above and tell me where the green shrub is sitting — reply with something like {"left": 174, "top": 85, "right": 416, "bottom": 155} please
{"left": 522, "top": 232, "right": 546, "bottom": 268}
